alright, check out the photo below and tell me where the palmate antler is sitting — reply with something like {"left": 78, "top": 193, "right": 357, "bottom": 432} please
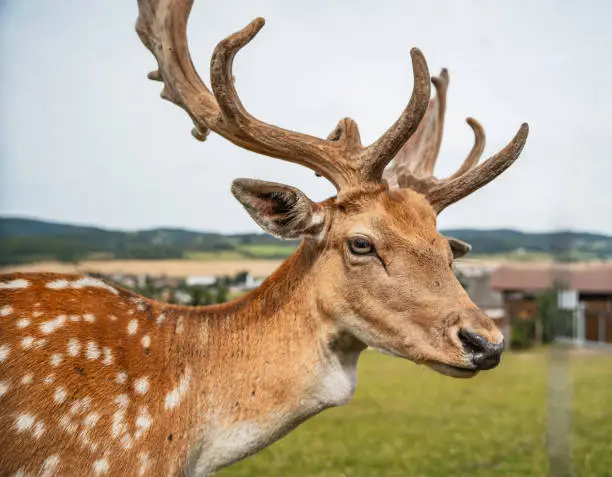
{"left": 136, "top": 0, "right": 528, "bottom": 210}
{"left": 135, "top": 0, "right": 431, "bottom": 190}
{"left": 383, "top": 69, "right": 529, "bottom": 213}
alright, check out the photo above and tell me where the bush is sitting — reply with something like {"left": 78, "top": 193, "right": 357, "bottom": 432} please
{"left": 510, "top": 317, "right": 535, "bottom": 349}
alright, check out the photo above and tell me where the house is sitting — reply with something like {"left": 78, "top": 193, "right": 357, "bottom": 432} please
{"left": 490, "top": 263, "right": 612, "bottom": 345}
{"left": 186, "top": 275, "right": 217, "bottom": 287}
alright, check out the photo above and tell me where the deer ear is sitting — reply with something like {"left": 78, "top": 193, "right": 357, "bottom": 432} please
{"left": 231, "top": 179, "right": 326, "bottom": 240}
{"left": 447, "top": 237, "right": 472, "bottom": 259}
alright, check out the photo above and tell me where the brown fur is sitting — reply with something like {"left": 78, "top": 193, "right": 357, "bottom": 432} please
{"left": 0, "top": 190, "right": 502, "bottom": 476}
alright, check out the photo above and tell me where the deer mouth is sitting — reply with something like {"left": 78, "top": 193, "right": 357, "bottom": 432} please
{"left": 425, "top": 361, "right": 479, "bottom": 379}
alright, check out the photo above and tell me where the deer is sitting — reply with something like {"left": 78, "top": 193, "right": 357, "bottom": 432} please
{"left": 0, "top": 0, "right": 529, "bottom": 475}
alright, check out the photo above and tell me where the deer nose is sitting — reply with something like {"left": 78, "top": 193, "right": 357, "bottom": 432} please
{"left": 458, "top": 328, "right": 504, "bottom": 370}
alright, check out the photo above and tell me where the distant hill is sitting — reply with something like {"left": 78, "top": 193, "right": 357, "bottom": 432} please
{"left": 1, "top": 217, "right": 611, "bottom": 265}
{"left": 441, "top": 228, "right": 612, "bottom": 257}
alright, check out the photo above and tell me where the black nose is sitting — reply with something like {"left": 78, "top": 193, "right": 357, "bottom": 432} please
{"left": 458, "top": 329, "right": 504, "bottom": 370}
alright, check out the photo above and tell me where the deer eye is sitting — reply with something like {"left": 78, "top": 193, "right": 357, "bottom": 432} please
{"left": 348, "top": 236, "right": 374, "bottom": 255}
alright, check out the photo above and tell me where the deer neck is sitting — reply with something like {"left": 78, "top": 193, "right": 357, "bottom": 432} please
{"left": 163, "top": 242, "right": 365, "bottom": 474}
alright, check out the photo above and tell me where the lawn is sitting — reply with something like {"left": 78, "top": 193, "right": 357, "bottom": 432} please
{"left": 218, "top": 350, "right": 549, "bottom": 477}
{"left": 238, "top": 243, "right": 298, "bottom": 258}
{"left": 571, "top": 350, "right": 612, "bottom": 477}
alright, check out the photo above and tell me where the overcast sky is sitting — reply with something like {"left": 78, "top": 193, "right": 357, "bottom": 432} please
{"left": 1, "top": 1, "right": 610, "bottom": 234}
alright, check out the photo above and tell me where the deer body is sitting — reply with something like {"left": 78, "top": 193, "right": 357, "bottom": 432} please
{"left": 0, "top": 0, "right": 530, "bottom": 474}
{"left": 0, "top": 246, "right": 363, "bottom": 475}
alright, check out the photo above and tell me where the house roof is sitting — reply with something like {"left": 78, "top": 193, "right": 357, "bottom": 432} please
{"left": 490, "top": 263, "right": 612, "bottom": 294}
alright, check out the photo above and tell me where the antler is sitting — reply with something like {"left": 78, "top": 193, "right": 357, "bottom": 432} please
{"left": 383, "top": 69, "right": 528, "bottom": 213}
{"left": 135, "top": 0, "right": 431, "bottom": 190}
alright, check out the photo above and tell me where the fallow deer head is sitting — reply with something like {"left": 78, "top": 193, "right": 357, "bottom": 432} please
{"left": 136, "top": 0, "right": 528, "bottom": 377}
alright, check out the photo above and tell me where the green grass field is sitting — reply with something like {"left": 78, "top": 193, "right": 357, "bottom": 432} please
{"left": 572, "top": 351, "right": 612, "bottom": 477}
{"left": 238, "top": 244, "right": 298, "bottom": 258}
{"left": 217, "top": 348, "right": 612, "bottom": 477}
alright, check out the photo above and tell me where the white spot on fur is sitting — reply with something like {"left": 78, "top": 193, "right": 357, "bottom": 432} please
{"left": 40, "top": 454, "right": 59, "bottom": 477}
{"left": 16, "top": 318, "right": 30, "bottom": 328}
{"left": 13, "top": 470, "right": 26, "bottom": 477}
{"left": 0, "top": 380, "right": 9, "bottom": 397}
{"left": 115, "top": 394, "right": 129, "bottom": 408}
{"left": 70, "top": 397, "right": 92, "bottom": 415}
{"left": 43, "top": 374, "right": 55, "bottom": 385}
{"left": 46, "top": 279, "right": 69, "bottom": 289}
{"left": 93, "top": 458, "right": 109, "bottom": 475}
{"left": 14, "top": 413, "right": 35, "bottom": 432}
{"left": 0, "top": 305, "right": 13, "bottom": 316}
{"left": 156, "top": 313, "right": 166, "bottom": 326}
{"left": 86, "top": 341, "right": 101, "bottom": 360}
{"left": 138, "top": 452, "right": 150, "bottom": 476}
{"left": 39, "top": 315, "right": 66, "bottom": 334}
{"left": 108, "top": 314, "right": 117, "bottom": 321}
{"left": 60, "top": 414, "right": 77, "bottom": 434}
{"left": 112, "top": 409, "right": 127, "bottom": 439}
{"left": 127, "top": 320, "right": 138, "bottom": 335}
{"left": 176, "top": 316, "right": 184, "bottom": 334}
{"left": 34, "top": 338, "right": 47, "bottom": 349}
{"left": 67, "top": 338, "right": 81, "bottom": 357}
{"left": 112, "top": 394, "right": 129, "bottom": 440}
{"left": 84, "top": 313, "right": 96, "bottom": 323}
{"left": 84, "top": 411, "right": 100, "bottom": 427}
{"left": 116, "top": 372, "right": 127, "bottom": 384}
{"left": 141, "top": 335, "right": 151, "bottom": 348}
{"left": 21, "top": 373, "right": 33, "bottom": 385}
{"left": 164, "top": 367, "right": 191, "bottom": 410}
{"left": 54, "top": 387, "right": 67, "bottom": 404}
{"left": 134, "top": 376, "right": 149, "bottom": 395}
{"left": 102, "top": 347, "right": 113, "bottom": 365}
{"left": 33, "top": 420, "right": 45, "bottom": 439}
{"left": 0, "top": 279, "right": 29, "bottom": 289}
{"left": 21, "top": 336, "right": 34, "bottom": 350}
{"left": 135, "top": 406, "right": 152, "bottom": 439}
{"left": 0, "top": 344, "right": 9, "bottom": 362}
{"left": 32, "top": 310, "right": 42, "bottom": 317}
{"left": 70, "top": 314, "right": 81, "bottom": 322}
{"left": 50, "top": 353, "right": 63, "bottom": 367}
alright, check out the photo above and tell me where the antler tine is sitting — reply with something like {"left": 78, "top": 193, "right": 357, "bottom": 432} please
{"left": 380, "top": 68, "right": 448, "bottom": 191}
{"left": 426, "top": 123, "right": 529, "bottom": 213}
{"left": 381, "top": 68, "right": 528, "bottom": 214}
{"left": 136, "top": 0, "right": 219, "bottom": 139}
{"left": 360, "top": 49, "right": 431, "bottom": 182}
{"left": 417, "top": 68, "right": 449, "bottom": 176}
{"left": 447, "top": 117, "right": 485, "bottom": 180}
{"left": 208, "top": 19, "right": 359, "bottom": 187}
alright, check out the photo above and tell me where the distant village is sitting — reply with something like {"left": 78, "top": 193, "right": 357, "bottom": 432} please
{"left": 88, "top": 269, "right": 264, "bottom": 306}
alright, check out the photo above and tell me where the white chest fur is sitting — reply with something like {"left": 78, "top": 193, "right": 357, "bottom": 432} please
{"left": 188, "top": 350, "right": 360, "bottom": 476}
